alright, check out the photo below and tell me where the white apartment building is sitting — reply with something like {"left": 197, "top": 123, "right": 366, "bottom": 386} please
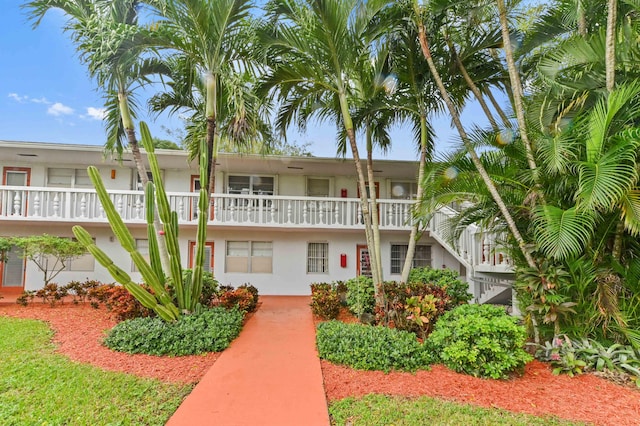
{"left": 0, "top": 141, "right": 513, "bottom": 301}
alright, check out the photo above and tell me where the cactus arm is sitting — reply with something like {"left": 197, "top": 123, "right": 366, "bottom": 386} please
{"left": 190, "top": 188, "right": 209, "bottom": 310}
{"left": 72, "top": 225, "right": 178, "bottom": 321}
{"left": 145, "top": 182, "right": 164, "bottom": 286}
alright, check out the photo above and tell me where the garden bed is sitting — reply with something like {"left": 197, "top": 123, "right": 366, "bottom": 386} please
{"left": 2, "top": 301, "right": 640, "bottom": 425}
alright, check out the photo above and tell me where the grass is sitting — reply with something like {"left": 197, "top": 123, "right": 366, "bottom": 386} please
{"left": 0, "top": 316, "right": 192, "bottom": 426}
{"left": 329, "top": 394, "right": 586, "bottom": 426}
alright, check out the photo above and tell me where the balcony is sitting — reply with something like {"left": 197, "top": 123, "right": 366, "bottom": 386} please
{"left": 0, "top": 185, "right": 415, "bottom": 230}
{"left": 0, "top": 186, "right": 515, "bottom": 282}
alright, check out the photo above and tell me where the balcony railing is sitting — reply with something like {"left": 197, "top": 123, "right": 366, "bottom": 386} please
{"left": 0, "top": 186, "right": 415, "bottom": 229}
{"left": 0, "top": 185, "right": 514, "bottom": 275}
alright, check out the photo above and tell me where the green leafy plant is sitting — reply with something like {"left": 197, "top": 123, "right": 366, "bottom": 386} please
{"left": 345, "top": 276, "right": 375, "bottom": 319}
{"left": 408, "top": 267, "right": 472, "bottom": 305}
{"left": 380, "top": 281, "right": 452, "bottom": 335}
{"left": 316, "top": 320, "right": 431, "bottom": 372}
{"left": 10, "top": 235, "right": 87, "bottom": 287}
{"left": 310, "top": 283, "right": 341, "bottom": 320}
{"left": 426, "top": 304, "right": 532, "bottom": 379}
{"left": 104, "top": 307, "right": 244, "bottom": 356}
{"left": 73, "top": 122, "right": 210, "bottom": 321}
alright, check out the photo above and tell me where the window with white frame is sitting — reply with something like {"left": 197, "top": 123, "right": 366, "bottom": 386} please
{"left": 389, "top": 181, "right": 418, "bottom": 200}
{"left": 227, "top": 175, "right": 274, "bottom": 195}
{"left": 225, "top": 241, "right": 273, "bottom": 273}
{"left": 65, "top": 238, "right": 95, "bottom": 272}
{"left": 390, "top": 244, "right": 431, "bottom": 274}
{"left": 306, "top": 177, "right": 331, "bottom": 197}
{"left": 133, "top": 170, "right": 164, "bottom": 191}
{"left": 132, "top": 239, "right": 150, "bottom": 272}
{"left": 47, "top": 168, "right": 93, "bottom": 188}
{"left": 307, "top": 242, "right": 329, "bottom": 273}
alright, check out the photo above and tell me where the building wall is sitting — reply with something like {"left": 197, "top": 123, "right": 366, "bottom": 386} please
{"left": 7, "top": 222, "right": 462, "bottom": 295}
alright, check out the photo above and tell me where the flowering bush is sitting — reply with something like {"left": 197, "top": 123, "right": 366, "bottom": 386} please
{"left": 310, "top": 283, "right": 341, "bottom": 320}
{"left": 216, "top": 287, "right": 255, "bottom": 312}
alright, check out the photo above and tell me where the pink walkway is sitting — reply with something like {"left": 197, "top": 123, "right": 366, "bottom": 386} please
{"left": 167, "top": 296, "right": 330, "bottom": 426}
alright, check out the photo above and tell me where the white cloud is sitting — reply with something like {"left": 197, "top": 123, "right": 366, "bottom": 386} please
{"left": 85, "top": 107, "right": 106, "bottom": 120}
{"left": 8, "top": 93, "right": 27, "bottom": 102}
{"left": 8, "top": 93, "right": 51, "bottom": 104}
{"left": 47, "top": 102, "right": 74, "bottom": 116}
{"left": 31, "top": 97, "right": 50, "bottom": 104}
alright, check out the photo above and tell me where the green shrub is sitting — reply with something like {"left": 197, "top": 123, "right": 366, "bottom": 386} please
{"left": 426, "top": 304, "right": 532, "bottom": 379}
{"left": 104, "top": 307, "right": 244, "bottom": 356}
{"left": 310, "top": 283, "right": 341, "bottom": 319}
{"left": 381, "top": 281, "right": 452, "bottom": 337}
{"left": 408, "top": 267, "right": 472, "bottom": 305}
{"left": 345, "top": 276, "right": 375, "bottom": 318}
{"left": 181, "top": 269, "right": 219, "bottom": 306}
{"left": 316, "top": 320, "right": 431, "bottom": 372}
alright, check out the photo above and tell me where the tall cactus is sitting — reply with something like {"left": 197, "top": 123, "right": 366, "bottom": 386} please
{"left": 73, "top": 121, "right": 211, "bottom": 320}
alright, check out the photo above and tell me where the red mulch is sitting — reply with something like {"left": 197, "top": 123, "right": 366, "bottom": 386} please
{"left": 3, "top": 301, "right": 640, "bottom": 425}
{"left": 0, "top": 301, "right": 218, "bottom": 384}
{"left": 316, "top": 308, "right": 640, "bottom": 426}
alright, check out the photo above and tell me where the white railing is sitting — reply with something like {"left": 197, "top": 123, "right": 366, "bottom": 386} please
{"left": 428, "top": 206, "right": 513, "bottom": 271}
{"left": 0, "top": 186, "right": 415, "bottom": 230}
{"left": 0, "top": 185, "right": 515, "bottom": 276}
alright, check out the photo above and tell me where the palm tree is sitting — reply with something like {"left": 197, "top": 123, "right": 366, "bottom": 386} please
{"left": 26, "top": 0, "right": 162, "bottom": 186}
{"left": 155, "top": 0, "right": 255, "bottom": 197}
{"left": 399, "top": 0, "right": 537, "bottom": 269}
{"left": 26, "top": 0, "right": 172, "bottom": 270}
{"left": 259, "top": 0, "right": 390, "bottom": 303}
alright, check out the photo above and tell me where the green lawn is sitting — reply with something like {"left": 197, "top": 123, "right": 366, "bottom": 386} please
{"left": 0, "top": 316, "right": 192, "bottom": 426}
{"left": 329, "top": 394, "right": 586, "bottom": 426}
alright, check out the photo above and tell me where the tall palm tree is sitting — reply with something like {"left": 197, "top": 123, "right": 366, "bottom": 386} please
{"left": 155, "top": 0, "right": 255, "bottom": 197}
{"left": 26, "top": 0, "right": 162, "bottom": 186}
{"left": 260, "top": 0, "right": 390, "bottom": 302}
{"left": 399, "top": 0, "right": 538, "bottom": 269}
{"left": 26, "top": 0, "right": 172, "bottom": 270}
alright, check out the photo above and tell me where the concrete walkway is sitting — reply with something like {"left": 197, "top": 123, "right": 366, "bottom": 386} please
{"left": 167, "top": 296, "right": 330, "bottom": 426}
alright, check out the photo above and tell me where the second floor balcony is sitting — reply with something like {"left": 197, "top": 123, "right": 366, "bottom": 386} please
{"left": 0, "top": 185, "right": 416, "bottom": 230}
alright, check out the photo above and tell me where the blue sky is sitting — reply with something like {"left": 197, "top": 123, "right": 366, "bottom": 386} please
{"left": 0, "top": 1, "right": 491, "bottom": 161}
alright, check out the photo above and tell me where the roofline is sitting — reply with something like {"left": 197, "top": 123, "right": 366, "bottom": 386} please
{"left": 0, "top": 140, "right": 418, "bottom": 166}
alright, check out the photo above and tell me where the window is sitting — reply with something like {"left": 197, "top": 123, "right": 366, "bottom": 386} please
{"left": 227, "top": 175, "right": 274, "bottom": 195}
{"left": 66, "top": 239, "right": 95, "bottom": 272}
{"left": 47, "top": 168, "right": 92, "bottom": 188}
{"left": 390, "top": 181, "right": 418, "bottom": 200}
{"left": 307, "top": 242, "right": 328, "bottom": 273}
{"left": 133, "top": 170, "right": 163, "bottom": 191}
{"left": 225, "top": 241, "right": 272, "bottom": 273}
{"left": 132, "top": 239, "right": 150, "bottom": 272}
{"left": 390, "top": 244, "right": 431, "bottom": 274}
{"left": 306, "top": 178, "right": 331, "bottom": 197}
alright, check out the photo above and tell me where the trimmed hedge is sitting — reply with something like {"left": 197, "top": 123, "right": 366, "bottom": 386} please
{"left": 104, "top": 307, "right": 244, "bottom": 356}
{"left": 316, "top": 320, "right": 431, "bottom": 372}
{"left": 426, "top": 304, "right": 531, "bottom": 379}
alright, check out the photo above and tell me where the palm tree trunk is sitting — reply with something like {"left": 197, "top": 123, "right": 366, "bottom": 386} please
{"left": 612, "top": 219, "right": 625, "bottom": 261}
{"left": 417, "top": 23, "right": 537, "bottom": 271}
{"left": 366, "top": 127, "right": 384, "bottom": 287}
{"left": 339, "top": 94, "right": 384, "bottom": 307}
{"left": 445, "top": 34, "right": 499, "bottom": 132}
{"left": 205, "top": 72, "right": 217, "bottom": 197}
{"left": 484, "top": 88, "right": 511, "bottom": 128}
{"left": 496, "top": 0, "right": 539, "bottom": 178}
{"left": 606, "top": 0, "right": 617, "bottom": 92}
{"left": 577, "top": 0, "right": 588, "bottom": 38}
{"left": 401, "top": 114, "right": 428, "bottom": 283}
